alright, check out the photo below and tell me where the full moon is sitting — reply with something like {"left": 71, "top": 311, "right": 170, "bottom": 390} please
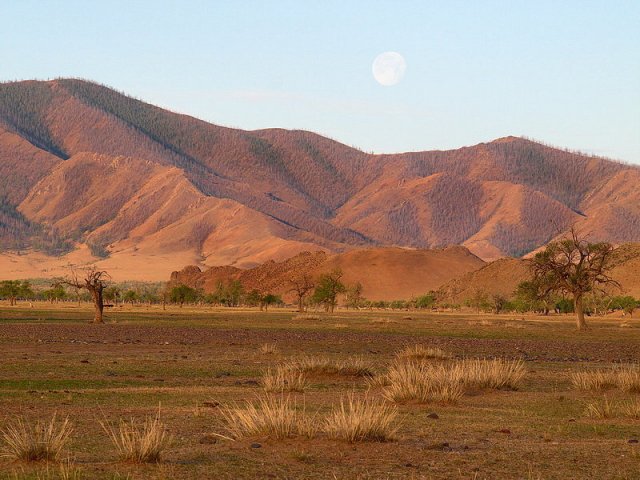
{"left": 372, "top": 51, "right": 406, "bottom": 86}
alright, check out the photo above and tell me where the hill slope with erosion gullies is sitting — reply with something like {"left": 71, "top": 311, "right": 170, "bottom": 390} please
{"left": 0, "top": 78, "right": 638, "bottom": 280}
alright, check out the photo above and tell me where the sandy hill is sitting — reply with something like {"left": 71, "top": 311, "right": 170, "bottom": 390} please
{"left": 1, "top": 79, "right": 639, "bottom": 280}
{"left": 170, "top": 247, "right": 485, "bottom": 301}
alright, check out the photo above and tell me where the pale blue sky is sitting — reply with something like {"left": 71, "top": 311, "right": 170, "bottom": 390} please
{"left": 1, "top": 1, "right": 639, "bottom": 162}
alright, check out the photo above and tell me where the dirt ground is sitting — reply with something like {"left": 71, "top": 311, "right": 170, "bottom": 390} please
{"left": 0, "top": 303, "right": 639, "bottom": 479}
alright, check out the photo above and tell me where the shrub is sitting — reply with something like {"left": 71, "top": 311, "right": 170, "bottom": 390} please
{"left": 0, "top": 414, "right": 72, "bottom": 462}
{"left": 101, "top": 410, "right": 171, "bottom": 463}
{"left": 219, "top": 395, "right": 314, "bottom": 440}
{"left": 620, "top": 398, "right": 640, "bottom": 418}
{"left": 324, "top": 394, "right": 398, "bottom": 442}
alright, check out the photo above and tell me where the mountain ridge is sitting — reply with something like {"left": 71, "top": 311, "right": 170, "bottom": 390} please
{"left": 0, "top": 78, "right": 638, "bottom": 280}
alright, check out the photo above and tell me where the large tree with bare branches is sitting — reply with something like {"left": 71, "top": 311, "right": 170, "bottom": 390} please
{"left": 530, "top": 229, "right": 619, "bottom": 330}
{"left": 288, "top": 274, "right": 315, "bottom": 312}
{"left": 57, "top": 266, "right": 111, "bottom": 323}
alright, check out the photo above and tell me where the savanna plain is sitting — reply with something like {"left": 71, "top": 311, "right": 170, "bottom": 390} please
{"left": 0, "top": 304, "right": 639, "bottom": 480}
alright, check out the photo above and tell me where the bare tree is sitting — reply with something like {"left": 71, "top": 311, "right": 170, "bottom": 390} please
{"left": 57, "top": 266, "right": 110, "bottom": 323}
{"left": 530, "top": 228, "right": 619, "bottom": 330}
{"left": 288, "top": 274, "right": 315, "bottom": 312}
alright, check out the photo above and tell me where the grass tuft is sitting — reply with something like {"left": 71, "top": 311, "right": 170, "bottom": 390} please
{"left": 100, "top": 409, "right": 171, "bottom": 463}
{"left": 262, "top": 365, "right": 308, "bottom": 393}
{"left": 286, "top": 356, "right": 374, "bottom": 378}
{"left": 382, "top": 362, "right": 464, "bottom": 404}
{"left": 324, "top": 394, "right": 398, "bottom": 442}
{"left": 258, "top": 343, "right": 279, "bottom": 354}
{"left": 453, "top": 358, "right": 526, "bottom": 390}
{"left": 584, "top": 397, "right": 616, "bottom": 419}
{"left": 395, "top": 345, "right": 452, "bottom": 362}
{"left": 0, "top": 414, "right": 72, "bottom": 462}
{"left": 219, "top": 395, "right": 314, "bottom": 440}
{"left": 571, "top": 365, "right": 640, "bottom": 392}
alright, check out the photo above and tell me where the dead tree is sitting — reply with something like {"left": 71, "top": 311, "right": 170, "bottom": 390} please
{"left": 58, "top": 266, "right": 110, "bottom": 323}
{"left": 288, "top": 274, "right": 315, "bottom": 312}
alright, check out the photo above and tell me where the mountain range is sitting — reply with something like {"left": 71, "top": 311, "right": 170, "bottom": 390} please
{"left": 0, "top": 79, "right": 639, "bottom": 280}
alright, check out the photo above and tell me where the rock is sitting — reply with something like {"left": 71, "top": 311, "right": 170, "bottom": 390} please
{"left": 199, "top": 435, "right": 218, "bottom": 444}
{"left": 80, "top": 359, "right": 89, "bottom": 363}
{"left": 427, "top": 412, "right": 439, "bottom": 419}
{"left": 250, "top": 443, "right": 262, "bottom": 449}
{"left": 498, "top": 429, "right": 511, "bottom": 434}
{"left": 628, "top": 438, "right": 639, "bottom": 444}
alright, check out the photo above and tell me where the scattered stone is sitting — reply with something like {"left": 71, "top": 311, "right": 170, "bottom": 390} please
{"left": 427, "top": 412, "right": 439, "bottom": 419}
{"left": 498, "top": 429, "right": 511, "bottom": 434}
{"left": 199, "top": 435, "right": 218, "bottom": 444}
{"left": 568, "top": 419, "right": 576, "bottom": 423}
{"left": 250, "top": 443, "right": 262, "bottom": 449}
{"left": 402, "top": 316, "right": 413, "bottom": 320}
{"left": 80, "top": 359, "right": 89, "bottom": 363}
{"left": 628, "top": 438, "right": 639, "bottom": 444}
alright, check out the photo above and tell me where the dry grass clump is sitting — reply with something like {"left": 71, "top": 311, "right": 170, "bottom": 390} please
{"left": 382, "top": 362, "right": 464, "bottom": 404}
{"left": 584, "top": 397, "right": 616, "bottom": 419}
{"left": 620, "top": 398, "right": 640, "bottom": 418}
{"left": 101, "top": 410, "right": 171, "bottom": 463}
{"left": 0, "top": 415, "right": 72, "bottom": 462}
{"left": 454, "top": 358, "right": 526, "bottom": 390}
{"left": 395, "top": 345, "right": 451, "bottom": 363}
{"left": 293, "top": 314, "right": 321, "bottom": 321}
{"left": 287, "top": 356, "right": 374, "bottom": 378}
{"left": 259, "top": 343, "right": 279, "bottom": 354}
{"left": 571, "top": 370, "right": 617, "bottom": 391}
{"left": 324, "top": 394, "right": 398, "bottom": 442}
{"left": 380, "top": 358, "right": 525, "bottom": 403}
{"left": 219, "top": 395, "right": 313, "bottom": 440}
{"left": 262, "top": 365, "right": 308, "bottom": 393}
{"left": 617, "top": 367, "right": 640, "bottom": 393}
{"left": 571, "top": 365, "right": 640, "bottom": 392}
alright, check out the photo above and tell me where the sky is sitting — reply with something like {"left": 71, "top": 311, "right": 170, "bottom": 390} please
{"left": 1, "top": 0, "right": 639, "bottom": 163}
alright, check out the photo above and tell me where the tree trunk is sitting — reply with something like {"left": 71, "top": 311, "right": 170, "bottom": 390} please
{"left": 298, "top": 295, "right": 304, "bottom": 313}
{"left": 90, "top": 287, "right": 104, "bottom": 324}
{"left": 574, "top": 294, "right": 586, "bottom": 330}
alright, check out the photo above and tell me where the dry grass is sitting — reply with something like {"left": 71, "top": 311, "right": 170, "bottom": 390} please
{"left": 381, "top": 358, "right": 525, "bottom": 404}
{"left": 382, "top": 362, "right": 464, "bottom": 404}
{"left": 101, "top": 410, "right": 171, "bottom": 463}
{"left": 584, "top": 397, "right": 616, "bottom": 419}
{"left": 259, "top": 343, "right": 279, "bottom": 354}
{"left": 571, "top": 370, "right": 617, "bottom": 391}
{"left": 571, "top": 365, "right": 640, "bottom": 392}
{"left": 0, "top": 414, "right": 72, "bottom": 462}
{"left": 324, "top": 394, "right": 398, "bottom": 442}
{"left": 620, "top": 398, "right": 640, "bottom": 418}
{"left": 286, "top": 356, "right": 374, "bottom": 378}
{"left": 454, "top": 358, "right": 526, "bottom": 390}
{"left": 395, "top": 344, "right": 452, "bottom": 362}
{"left": 219, "top": 395, "right": 314, "bottom": 440}
{"left": 262, "top": 365, "right": 308, "bottom": 393}
{"left": 293, "top": 314, "right": 320, "bottom": 321}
